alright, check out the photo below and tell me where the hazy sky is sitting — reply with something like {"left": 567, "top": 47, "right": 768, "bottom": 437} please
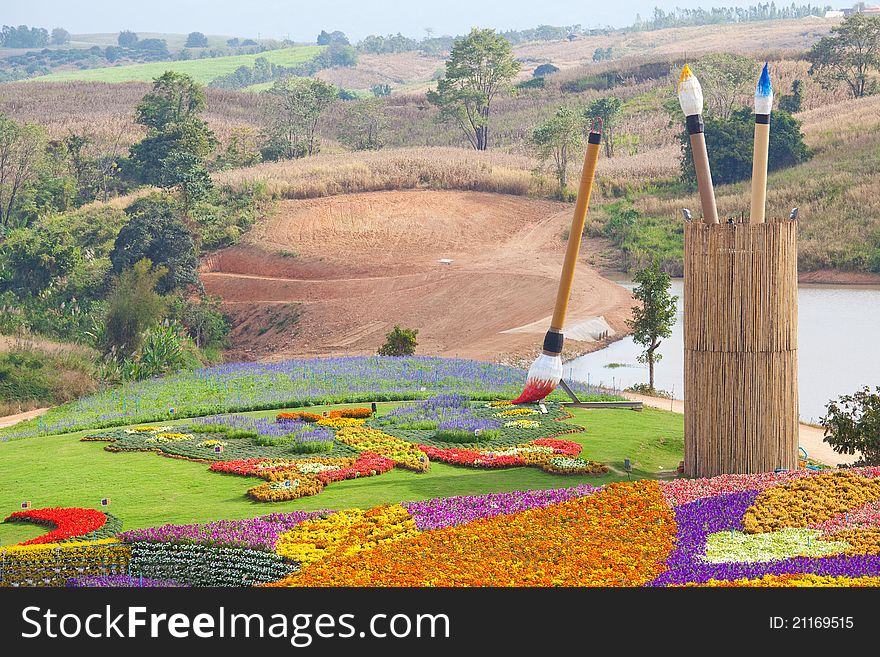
{"left": 4, "top": 0, "right": 783, "bottom": 42}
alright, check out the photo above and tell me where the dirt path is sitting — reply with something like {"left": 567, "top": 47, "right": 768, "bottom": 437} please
{"left": 0, "top": 407, "right": 49, "bottom": 429}
{"left": 621, "top": 392, "right": 858, "bottom": 467}
{"left": 202, "top": 190, "right": 635, "bottom": 363}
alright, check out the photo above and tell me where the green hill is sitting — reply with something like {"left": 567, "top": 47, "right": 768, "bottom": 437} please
{"left": 31, "top": 45, "right": 323, "bottom": 85}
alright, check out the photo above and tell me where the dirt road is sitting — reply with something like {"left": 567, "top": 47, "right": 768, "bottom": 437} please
{"left": 622, "top": 392, "right": 858, "bottom": 467}
{"left": 202, "top": 190, "right": 634, "bottom": 363}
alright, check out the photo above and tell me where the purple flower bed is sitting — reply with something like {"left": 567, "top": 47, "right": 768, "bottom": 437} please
{"left": 67, "top": 575, "right": 188, "bottom": 587}
{"left": 436, "top": 416, "right": 501, "bottom": 432}
{"left": 649, "top": 490, "right": 880, "bottom": 586}
{"left": 194, "top": 414, "right": 333, "bottom": 443}
{"left": 403, "top": 485, "right": 600, "bottom": 531}
{"left": 118, "top": 510, "right": 331, "bottom": 552}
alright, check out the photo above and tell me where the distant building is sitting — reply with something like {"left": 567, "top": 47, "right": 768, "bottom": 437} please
{"left": 825, "top": 9, "right": 845, "bottom": 16}
{"left": 837, "top": 3, "right": 880, "bottom": 15}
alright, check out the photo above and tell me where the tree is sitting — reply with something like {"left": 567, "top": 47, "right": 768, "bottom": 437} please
{"left": 679, "top": 107, "right": 811, "bottom": 187}
{"left": 0, "top": 25, "right": 49, "bottom": 48}
{"left": 821, "top": 385, "right": 880, "bottom": 465}
{"left": 778, "top": 79, "right": 804, "bottom": 113}
{"left": 103, "top": 259, "right": 167, "bottom": 357}
{"left": 110, "top": 195, "right": 200, "bottom": 294}
{"left": 0, "top": 114, "right": 45, "bottom": 229}
{"left": 426, "top": 28, "right": 520, "bottom": 151}
{"left": 50, "top": 28, "right": 70, "bottom": 45}
{"left": 585, "top": 96, "right": 622, "bottom": 157}
{"left": 263, "top": 77, "right": 338, "bottom": 159}
{"left": 378, "top": 325, "right": 418, "bottom": 356}
{"left": 117, "top": 30, "right": 139, "bottom": 47}
{"left": 626, "top": 262, "right": 677, "bottom": 391}
{"left": 808, "top": 13, "right": 880, "bottom": 98}
{"left": 185, "top": 31, "right": 209, "bottom": 48}
{"left": 134, "top": 38, "right": 170, "bottom": 59}
{"left": 337, "top": 98, "right": 387, "bottom": 151}
{"left": 371, "top": 83, "right": 391, "bottom": 97}
{"left": 317, "top": 30, "right": 349, "bottom": 45}
{"left": 128, "top": 72, "right": 216, "bottom": 206}
{"left": 531, "top": 106, "right": 584, "bottom": 196}
{"left": 693, "top": 53, "right": 759, "bottom": 119}
{"left": 315, "top": 43, "right": 358, "bottom": 67}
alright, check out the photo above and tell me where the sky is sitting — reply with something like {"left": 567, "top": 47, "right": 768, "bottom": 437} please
{"left": 2, "top": 0, "right": 798, "bottom": 42}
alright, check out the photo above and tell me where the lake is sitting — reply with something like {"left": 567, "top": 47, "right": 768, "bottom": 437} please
{"left": 565, "top": 280, "right": 880, "bottom": 423}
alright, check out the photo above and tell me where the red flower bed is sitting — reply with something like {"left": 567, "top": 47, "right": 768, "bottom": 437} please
{"left": 420, "top": 439, "right": 583, "bottom": 469}
{"left": 533, "top": 438, "right": 582, "bottom": 456}
{"left": 4, "top": 507, "right": 108, "bottom": 545}
{"left": 316, "top": 452, "right": 395, "bottom": 483}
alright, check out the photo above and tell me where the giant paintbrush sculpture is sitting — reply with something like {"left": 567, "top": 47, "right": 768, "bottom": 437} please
{"left": 679, "top": 64, "right": 719, "bottom": 225}
{"left": 512, "top": 121, "right": 602, "bottom": 404}
{"left": 749, "top": 62, "right": 773, "bottom": 224}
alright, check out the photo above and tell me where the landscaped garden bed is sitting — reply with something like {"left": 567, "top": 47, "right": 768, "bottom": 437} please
{"left": 6, "top": 466, "right": 880, "bottom": 587}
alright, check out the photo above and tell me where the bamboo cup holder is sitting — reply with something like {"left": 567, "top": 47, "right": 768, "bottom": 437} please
{"left": 683, "top": 219, "right": 799, "bottom": 477}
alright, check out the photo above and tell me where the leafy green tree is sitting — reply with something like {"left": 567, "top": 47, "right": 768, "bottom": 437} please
{"left": 185, "top": 31, "right": 209, "bottom": 48}
{"left": 117, "top": 30, "right": 138, "bottom": 47}
{"left": 371, "top": 83, "right": 392, "bottom": 97}
{"left": 585, "top": 96, "right": 622, "bottom": 157}
{"left": 531, "top": 106, "right": 584, "bottom": 196}
{"left": 0, "top": 114, "right": 45, "bottom": 229}
{"left": 808, "top": 13, "right": 880, "bottom": 98}
{"left": 111, "top": 195, "right": 200, "bottom": 294}
{"left": 316, "top": 43, "right": 358, "bottom": 67}
{"left": 128, "top": 72, "right": 216, "bottom": 208}
{"left": 317, "top": 30, "right": 349, "bottom": 45}
{"left": 426, "top": 28, "right": 520, "bottom": 150}
{"left": 626, "top": 261, "right": 677, "bottom": 391}
{"left": 50, "top": 28, "right": 70, "bottom": 45}
{"left": 337, "top": 97, "right": 387, "bottom": 151}
{"left": 693, "top": 53, "right": 759, "bottom": 120}
{"left": 134, "top": 38, "right": 169, "bottom": 59}
{"left": 378, "top": 325, "right": 418, "bottom": 356}
{"left": 103, "top": 258, "right": 167, "bottom": 357}
{"left": 822, "top": 385, "right": 880, "bottom": 465}
{"left": 778, "top": 79, "right": 804, "bottom": 113}
{"left": 263, "top": 77, "right": 338, "bottom": 159}
{"left": 680, "top": 107, "right": 811, "bottom": 187}
{"left": 168, "top": 295, "right": 229, "bottom": 349}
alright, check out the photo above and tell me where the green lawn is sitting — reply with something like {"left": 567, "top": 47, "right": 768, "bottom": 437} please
{"left": 0, "top": 404, "right": 683, "bottom": 546}
{"left": 31, "top": 46, "right": 323, "bottom": 85}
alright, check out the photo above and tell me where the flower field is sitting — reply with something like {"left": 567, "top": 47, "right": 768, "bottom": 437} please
{"left": 6, "top": 466, "right": 880, "bottom": 587}
{"left": 75, "top": 398, "right": 609, "bottom": 502}
{"left": 0, "top": 357, "right": 622, "bottom": 441}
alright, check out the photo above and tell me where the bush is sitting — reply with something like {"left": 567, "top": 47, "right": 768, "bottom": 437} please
{"left": 533, "top": 63, "right": 559, "bottom": 77}
{"left": 822, "top": 385, "right": 880, "bottom": 466}
{"left": 433, "top": 428, "right": 500, "bottom": 443}
{"left": 679, "top": 107, "right": 811, "bottom": 187}
{"left": 103, "top": 259, "right": 167, "bottom": 357}
{"left": 378, "top": 325, "right": 418, "bottom": 356}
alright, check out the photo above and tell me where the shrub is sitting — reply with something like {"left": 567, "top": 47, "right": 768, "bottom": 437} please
{"left": 378, "top": 325, "right": 418, "bottom": 356}
{"left": 822, "top": 386, "right": 880, "bottom": 466}
{"left": 434, "top": 428, "right": 500, "bottom": 443}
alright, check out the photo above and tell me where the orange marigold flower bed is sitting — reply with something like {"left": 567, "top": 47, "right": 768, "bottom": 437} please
{"left": 286, "top": 479, "right": 675, "bottom": 587}
{"left": 328, "top": 408, "right": 373, "bottom": 419}
{"left": 276, "top": 412, "right": 323, "bottom": 423}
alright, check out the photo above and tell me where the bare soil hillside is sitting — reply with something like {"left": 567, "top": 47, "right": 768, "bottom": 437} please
{"left": 201, "top": 190, "right": 634, "bottom": 363}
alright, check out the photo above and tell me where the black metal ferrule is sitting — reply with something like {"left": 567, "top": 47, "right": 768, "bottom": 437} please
{"left": 686, "top": 114, "right": 704, "bottom": 134}
{"left": 588, "top": 132, "right": 601, "bottom": 145}
{"left": 542, "top": 330, "right": 564, "bottom": 355}
{"left": 755, "top": 114, "right": 770, "bottom": 125}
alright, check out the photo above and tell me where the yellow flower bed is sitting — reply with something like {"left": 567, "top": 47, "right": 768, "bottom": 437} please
{"left": 488, "top": 401, "right": 513, "bottom": 407}
{"left": 743, "top": 471, "right": 880, "bottom": 534}
{"left": 495, "top": 408, "right": 538, "bottom": 417}
{"left": 316, "top": 417, "right": 365, "bottom": 428}
{"left": 272, "top": 505, "right": 419, "bottom": 574}
{"left": 0, "top": 539, "right": 130, "bottom": 588}
{"left": 335, "top": 427, "right": 429, "bottom": 472}
{"left": 827, "top": 527, "right": 880, "bottom": 556}
{"left": 145, "top": 432, "right": 194, "bottom": 444}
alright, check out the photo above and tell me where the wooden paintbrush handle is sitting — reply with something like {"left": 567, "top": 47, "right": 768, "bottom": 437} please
{"left": 550, "top": 137, "right": 602, "bottom": 332}
{"left": 689, "top": 132, "right": 719, "bottom": 225}
{"left": 749, "top": 119, "right": 770, "bottom": 224}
